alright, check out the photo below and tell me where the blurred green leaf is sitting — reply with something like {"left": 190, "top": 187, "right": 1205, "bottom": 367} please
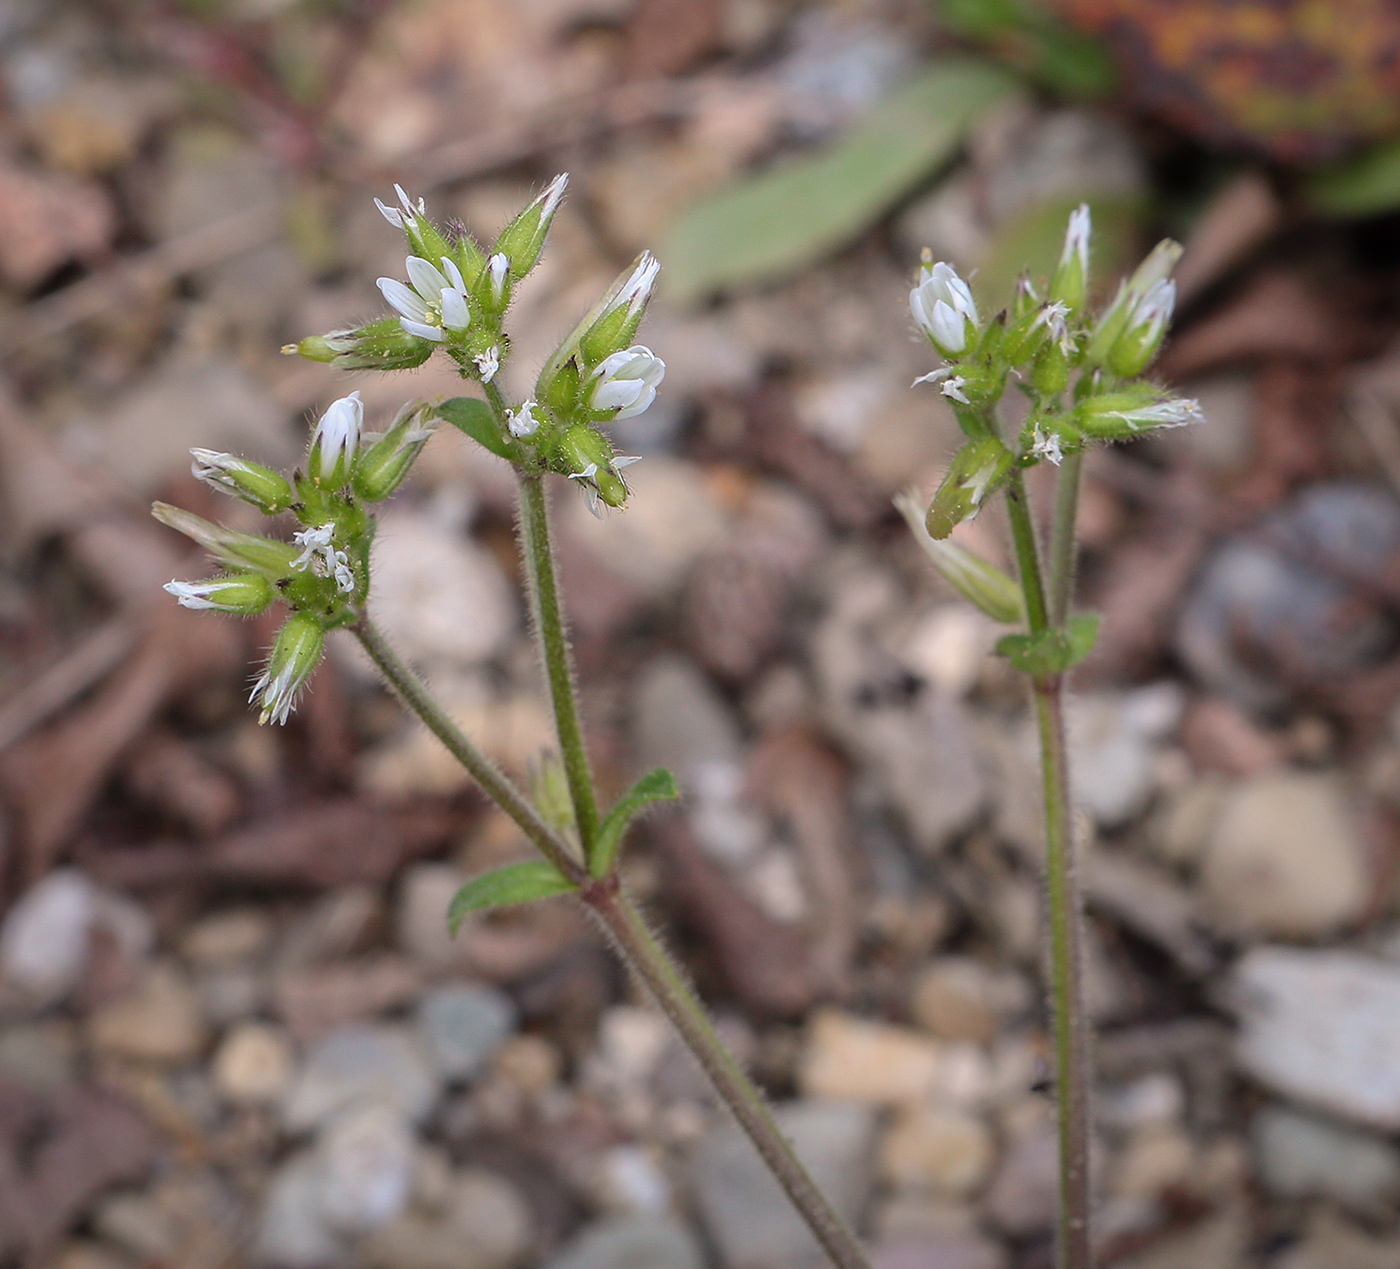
{"left": 662, "top": 59, "right": 1017, "bottom": 302}
{"left": 940, "top": 0, "right": 1117, "bottom": 99}
{"left": 1308, "top": 138, "right": 1400, "bottom": 218}
{"left": 996, "top": 613, "right": 1100, "bottom": 677}
{"left": 973, "top": 192, "right": 1144, "bottom": 314}
{"left": 447, "top": 862, "right": 578, "bottom": 931}
{"left": 591, "top": 768, "right": 681, "bottom": 878}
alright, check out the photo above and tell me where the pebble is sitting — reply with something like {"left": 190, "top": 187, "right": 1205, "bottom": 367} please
{"left": 413, "top": 982, "right": 517, "bottom": 1083}
{"left": 1068, "top": 686, "right": 1182, "bottom": 829}
{"left": 282, "top": 1024, "right": 440, "bottom": 1132}
{"left": 1202, "top": 773, "right": 1369, "bottom": 938}
{"left": 1252, "top": 1105, "right": 1400, "bottom": 1212}
{"left": 1109, "top": 1205, "right": 1249, "bottom": 1269}
{"left": 878, "top": 1106, "right": 995, "bottom": 1196}
{"left": 691, "top": 1100, "right": 877, "bottom": 1269}
{"left": 800, "top": 1010, "right": 965, "bottom": 1106}
{"left": 0, "top": 868, "right": 96, "bottom": 1000}
{"left": 1273, "top": 1211, "right": 1400, "bottom": 1269}
{"left": 313, "top": 1102, "right": 417, "bottom": 1234}
{"left": 1145, "top": 778, "right": 1227, "bottom": 867}
{"left": 869, "top": 1234, "right": 1006, "bottom": 1269}
{"left": 395, "top": 864, "right": 470, "bottom": 966}
{"left": 212, "top": 1021, "right": 295, "bottom": 1105}
{"left": 360, "top": 1167, "right": 532, "bottom": 1269}
{"left": 909, "top": 957, "right": 1031, "bottom": 1044}
{"left": 630, "top": 655, "right": 745, "bottom": 791}
{"left": 369, "top": 510, "right": 519, "bottom": 670}
{"left": 88, "top": 962, "right": 207, "bottom": 1064}
{"left": 181, "top": 908, "right": 274, "bottom": 968}
{"left": 0, "top": 1021, "right": 76, "bottom": 1093}
{"left": 256, "top": 1154, "right": 345, "bottom": 1267}
{"left": 546, "top": 1215, "right": 704, "bottom": 1269}
{"left": 1112, "top": 1126, "right": 1194, "bottom": 1199}
{"left": 1231, "top": 948, "right": 1400, "bottom": 1129}
{"left": 983, "top": 1125, "right": 1057, "bottom": 1238}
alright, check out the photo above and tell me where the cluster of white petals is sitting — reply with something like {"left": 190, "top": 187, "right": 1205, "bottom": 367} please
{"left": 910, "top": 261, "right": 979, "bottom": 355}
{"left": 587, "top": 346, "right": 666, "bottom": 419}
{"left": 378, "top": 257, "right": 470, "bottom": 343}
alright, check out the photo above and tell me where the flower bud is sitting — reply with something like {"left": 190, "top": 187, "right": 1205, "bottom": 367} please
{"left": 586, "top": 345, "right": 665, "bottom": 420}
{"left": 1048, "top": 204, "right": 1091, "bottom": 315}
{"left": 910, "top": 260, "right": 979, "bottom": 357}
{"left": 308, "top": 392, "right": 363, "bottom": 488}
{"left": 491, "top": 174, "right": 567, "bottom": 281}
{"left": 251, "top": 611, "right": 325, "bottom": 726}
{"left": 1029, "top": 337, "right": 1071, "bottom": 396}
{"left": 895, "top": 491, "right": 1023, "bottom": 624}
{"left": 1001, "top": 301, "right": 1069, "bottom": 368}
{"left": 164, "top": 573, "right": 275, "bottom": 615}
{"left": 190, "top": 449, "right": 294, "bottom": 513}
{"left": 152, "top": 503, "right": 299, "bottom": 575}
{"left": 289, "top": 319, "right": 433, "bottom": 372}
{"left": 1073, "top": 389, "right": 1202, "bottom": 440}
{"left": 353, "top": 405, "right": 438, "bottom": 502}
{"left": 1086, "top": 237, "right": 1183, "bottom": 368}
{"left": 925, "top": 437, "right": 1014, "bottom": 539}
{"left": 374, "top": 184, "right": 471, "bottom": 276}
{"left": 1105, "top": 278, "right": 1175, "bottom": 378}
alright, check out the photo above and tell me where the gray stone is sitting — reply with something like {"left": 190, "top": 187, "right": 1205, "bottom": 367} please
{"left": 256, "top": 1155, "right": 344, "bottom": 1267}
{"left": 631, "top": 655, "right": 744, "bottom": 791}
{"left": 546, "top": 1215, "right": 704, "bottom": 1269}
{"left": 1253, "top": 1105, "right": 1400, "bottom": 1212}
{"left": 1231, "top": 948, "right": 1400, "bottom": 1130}
{"left": 1067, "top": 686, "right": 1182, "bottom": 830}
{"left": 1, "top": 868, "right": 96, "bottom": 1000}
{"left": 1273, "top": 1211, "right": 1400, "bottom": 1269}
{"left": 691, "top": 1100, "right": 877, "bottom": 1269}
{"left": 413, "top": 983, "right": 516, "bottom": 1083}
{"left": 360, "top": 1167, "right": 532, "bottom": 1269}
{"left": 0, "top": 1022, "right": 76, "bottom": 1093}
{"left": 282, "top": 1024, "right": 439, "bottom": 1132}
{"left": 1202, "top": 774, "right": 1369, "bottom": 938}
{"left": 313, "top": 1103, "right": 416, "bottom": 1234}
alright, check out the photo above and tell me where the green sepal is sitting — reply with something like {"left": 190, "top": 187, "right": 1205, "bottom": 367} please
{"left": 151, "top": 503, "right": 299, "bottom": 576}
{"left": 895, "top": 491, "right": 1023, "bottom": 624}
{"left": 591, "top": 768, "right": 681, "bottom": 879}
{"left": 925, "top": 436, "right": 1014, "bottom": 539}
{"left": 436, "top": 397, "right": 517, "bottom": 462}
{"left": 447, "top": 862, "right": 578, "bottom": 931}
{"left": 996, "top": 613, "right": 1100, "bottom": 677}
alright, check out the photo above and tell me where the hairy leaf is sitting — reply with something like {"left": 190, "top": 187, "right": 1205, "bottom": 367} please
{"left": 437, "top": 397, "right": 515, "bottom": 461}
{"left": 996, "top": 613, "right": 1101, "bottom": 677}
{"left": 592, "top": 768, "right": 681, "bottom": 878}
{"left": 447, "top": 862, "right": 577, "bottom": 931}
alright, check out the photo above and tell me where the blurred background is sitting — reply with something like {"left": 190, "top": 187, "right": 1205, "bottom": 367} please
{"left": 3, "top": 1, "right": 1400, "bottom": 1267}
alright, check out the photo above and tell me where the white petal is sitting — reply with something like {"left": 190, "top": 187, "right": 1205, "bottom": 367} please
{"left": 440, "top": 288, "right": 469, "bottom": 332}
{"left": 612, "top": 385, "right": 657, "bottom": 419}
{"left": 593, "top": 379, "right": 647, "bottom": 412}
{"left": 405, "top": 256, "right": 450, "bottom": 302}
{"left": 378, "top": 277, "right": 429, "bottom": 323}
{"left": 399, "top": 318, "right": 447, "bottom": 342}
{"left": 375, "top": 198, "right": 404, "bottom": 228}
{"left": 440, "top": 256, "right": 466, "bottom": 291}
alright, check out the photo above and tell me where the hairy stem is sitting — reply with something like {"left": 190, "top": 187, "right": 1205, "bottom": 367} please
{"left": 592, "top": 885, "right": 871, "bottom": 1269}
{"left": 1004, "top": 470, "right": 1092, "bottom": 1269}
{"left": 354, "top": 617, "right": 586, "bottom": 885}
{"left": 1047, "top": 451, "right": 1083, "bottom": 628}
{"left": 517, "top": 472, "right": 603, "bottom": 859}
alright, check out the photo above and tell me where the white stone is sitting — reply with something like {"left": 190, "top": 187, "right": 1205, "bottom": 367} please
{"left": 0, "top": 869, "right": 95, "bottom": 1000}
{"left": 878, "top": 1106, "right": 995, "bottom": 1196}
{"left": 1203, "top": 774, "right": 1369, "bottom": 938}
{"left": 314, "top": 1103, "right": 416, "bottom": 1234}
{"left": 1253, "top": 1105, "right": 1400, "bottom": 1211}
{"left": 212, "top": 1022, "right": 295, "bottom": 1104}
{"left": 282, "top": 1025, "right": 439, "bottom": 1132}
{"left": 1232, "top": 948, "right": 1400, "bottom": 1129}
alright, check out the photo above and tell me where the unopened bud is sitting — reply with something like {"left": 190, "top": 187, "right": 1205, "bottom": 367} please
{"left": 1086, "top": 237, "right": 1182, "bottom": 368}
{"left": 1105, "top": 278, "right": 1175, "bottom": 378}
{"left": 292, "top": 319, "right": 433, "bottom": 372}
{"left": 190, "top": 449, "right": 294, "bottom": 513}
{"left": 353, "top": 405, "right": 438, "bottom": 502}
{"left": 586, "top": 345, "right": 665, "bottom": 420}
{"left": 152, "top": 503, "right": 299, "bottom": 575}
{"left": 1074, "top": 389, "right": 1202, "bottom": 439}
{"left": 492, "top": 174, "right": 567, "bottom": 281}
{"left": 1048, "top": 203, "right": 1091, "bottom": 315}
{"left": 910, "top": 260, "right": 979, "bottom": 357}
{"left": 925, "top": 437, "right": 1014, "bottom": 539}
{"left": 307, "top": 392, "right": 363, "bottom": 487}
{"left": 895, "top": 491, "right": 1023, "bottom": 624}
{"left": 251, "top": 611, "right": 324, "bottom": 726}
{"left": 164, "top": 573, "right": 275, "bottom": 615}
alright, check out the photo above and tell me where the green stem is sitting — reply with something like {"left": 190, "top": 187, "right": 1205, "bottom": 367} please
{"left": 592, "top": 885, "right": 872, "bottom": 1269}
{"left": 354, "top": 617, "right": 586, "bottom": 885}
{"left": 1004, "top": 469, "right": 1092, "bottom": 1269}
{"left": 1047, "top": 452, "right": 1083, "bottom": 629}
{"left": 517, "top": 472, "right": 603, "bottom": 859}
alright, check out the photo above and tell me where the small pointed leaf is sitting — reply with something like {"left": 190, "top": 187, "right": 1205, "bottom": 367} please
{"left": 592, "top": 768, "right": 681, "bottom": 879}
{"left": 437, "top": 397, "right": 515, "bottom": 461}
{"left": 996, "top": 613, "right": 1100, "bottom": 677}
{"left": 447, "top": 862, "right": 577, "bottom": 931}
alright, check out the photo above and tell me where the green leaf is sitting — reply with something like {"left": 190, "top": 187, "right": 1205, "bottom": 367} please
{"left": 591, "top": 768, "right": 681, "bottom": 879}
{"left": 996, "top": 613, "right": 1100, "bottom": 676}
{"left": 436, "top": 397, "right": 515, "bottom": 461}
{"left": 941, "top": 0, "right": 1117, "bottom": 99}
{"left": 447, "top": 862, "right": 577, "bottom": 931}
{"left": 1308, "top": 138, "right": 1400, "bottom": 218}
{"left": 662, "top": 60, "right": 1017, "bottom": 302}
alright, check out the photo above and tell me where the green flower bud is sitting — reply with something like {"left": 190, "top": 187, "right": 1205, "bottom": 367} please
{"left": 190, "top": 450, "right": 294, "bottom": 514}
{"left": 925, "top": 437, "right": 1014, "bottom": 540}
{"left": 353, "top": 405, "right": 438, "bottom": 502}
{"left": 492, "top": 174, "right": 567, "bottom": 281}
{"left": 1029, "top": 338, "right": 1071, "bottom": 396}
{"left": 1085, "top": 237, "right": 1182, "bottom": 368}
{"left": 1048, "top": 204, "right": 1091, "bottom": 315}
{"left": 895, "top": 491, "right": 1023, "bottom": 624}
{"left": 290, "top": 319, "right": 433, "bottom": 372}
{"left": 152, "top": 503, "right": 299, "bottom": 576}
{"left": 306, "top": 392, "right": 362, "bottom": 489}
{"left": 1104, "top": 279, "right": 1175, "bottom": 378}
{"left": 163, "top": 573, "right": 275, "bottom": 615}
{"left": 1074, "top": 389, "right": 1203, "bottom": 440}
{"left": 251, "top": 611, "right": 325, "bottom": 726}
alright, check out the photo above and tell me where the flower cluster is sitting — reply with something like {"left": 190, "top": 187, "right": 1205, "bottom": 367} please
{"left": 161, "top": 177, "right": 667, "bottom": 724}
{"left": 910, "top": 205, "right": 1201, "bottom": 540}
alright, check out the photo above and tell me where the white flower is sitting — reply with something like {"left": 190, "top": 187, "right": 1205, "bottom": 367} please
{"left": 474, "top": 346, "right": 500, "bottom": 383}
{"left": 507, "top": 401, "right": 540, "bottom": 438}
{"left": 377, "top": 256, "right": 470, "bottom": 342}
{"left": 587, "top": 345, "right": 665, "bottom": 419}
{"left": 487, "top": 252, "right": 508, "bottom": 305}
{"left": 374, "top": 184, "right": 426, "bottom": 230}
{"left": 291, "top": 525, "right": 355, "bottom": 593}
{"left": 940, "top": 376, "right": 970, "bottom": 405}
{"left": 910, "top": 261, "right": 979, "bottom": 354}
{"left": 1031, "top": 428, "right": 1064, "bottom": 466}
{"left": 311, "top": 392, "right": 363, "bottom": 479}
